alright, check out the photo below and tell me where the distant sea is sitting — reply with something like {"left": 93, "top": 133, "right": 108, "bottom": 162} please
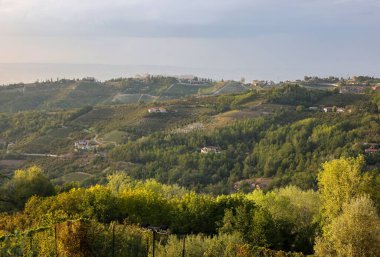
{"left": 0, "top": 63, "right": 250, "bottom": 85}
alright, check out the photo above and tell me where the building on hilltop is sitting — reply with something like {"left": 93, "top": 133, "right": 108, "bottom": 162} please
{"left": 339, "top": 85, "right": 365, "bottom": 94}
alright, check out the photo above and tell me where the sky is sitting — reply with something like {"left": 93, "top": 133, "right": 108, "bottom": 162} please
{"left": 0, "top": 0, "right": 379, "bottom": 83}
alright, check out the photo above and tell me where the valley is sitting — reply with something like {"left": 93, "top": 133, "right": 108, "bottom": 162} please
{"left": 1, "top": 75, "right": 379, "bottom": 256}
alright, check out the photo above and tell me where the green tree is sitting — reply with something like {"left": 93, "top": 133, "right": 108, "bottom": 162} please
{"left": 220, "top": 202, "right": 283, "bottom": 249}
{"left": 248, "top": 186, "right": 320, "bottom": 253}
{"left": 296, "top": 105, "right": 304, "bottom": 112}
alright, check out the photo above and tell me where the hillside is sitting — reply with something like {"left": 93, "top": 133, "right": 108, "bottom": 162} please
{"left": 2, "top": 75, "right": 378, "bottom": 113}
{"left": 0, "top": 77, "right": 253, "bottom": 112}
{"left": 1, "top": 82, "right": 379, "bottom": 194}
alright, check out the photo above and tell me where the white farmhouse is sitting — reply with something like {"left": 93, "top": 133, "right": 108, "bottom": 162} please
{"left": 201, "top": 146, "right": 221, "bottom": 154}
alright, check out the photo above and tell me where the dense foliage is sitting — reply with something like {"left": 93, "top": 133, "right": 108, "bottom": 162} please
{"left": 1, "top": 156, "right": 379, "bottom": 256}
{"left": 0, "top": 172, "right": 320, "bottom": 255}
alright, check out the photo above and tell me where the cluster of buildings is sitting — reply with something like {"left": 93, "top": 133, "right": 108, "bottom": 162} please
{"left": 252, "top": 80, "right": 276, "bottom": 88}
{"left": 322, "top": 107, "right": 346, "bottom": 113}
{"left": 308, "top": 106, "right": 346, "bottom": 113}
{"left": 339, "top": 85, "right": 366, "bottom": 94}
{"left": 177, "top": 75, "right": 212, "bottom": 85}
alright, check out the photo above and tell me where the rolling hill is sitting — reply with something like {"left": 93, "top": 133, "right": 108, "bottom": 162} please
{"left": 0, "top": 80, "right": 378, "bottom": 194}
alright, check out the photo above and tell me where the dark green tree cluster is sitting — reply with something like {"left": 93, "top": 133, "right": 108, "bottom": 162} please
{"left": 266, "top": 84, "right": 330, "bottom": 106}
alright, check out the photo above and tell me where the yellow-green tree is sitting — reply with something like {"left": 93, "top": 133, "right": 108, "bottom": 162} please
{"left": 317, "top": 156, "right": 369, "bottom": 223}
{"left": 316, "top": 156, "right": 380, "bottom": 256}
{"left": 0, "top": 166, "right": 55, "bottom": 210}
{"left": 314, "top": 195, "right": 380, "bottom": 257}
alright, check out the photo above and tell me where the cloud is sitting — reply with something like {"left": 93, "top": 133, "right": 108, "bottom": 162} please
{"left": 0, "top": 0, "right": 379, "bottom": 37}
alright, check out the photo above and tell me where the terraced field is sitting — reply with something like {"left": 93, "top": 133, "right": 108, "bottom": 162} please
{"left": 109, "top": 93, "right": 157, "bottom": 104}
{"left": 213, "top": 81, "right": 250, "bottom": 95}
{"left": 53, "top": 171, "right": 94, "bottom": 184}
{"left": 316, "top": 93, "right": 368, "bottom": 106}
{"left": 101, "top": 130, "right": 128, "bottom": 144}
{"left": 61, "top": 82, "right": 114, "bottom": 107}
{"left": 163, "top": 83, "right": 212, "bottom": 97}
{"left": 210, "top": 103, "right": 288, "bottom": 128}
{"left": 72, "top": 108, "right": 115, "bottom": 127}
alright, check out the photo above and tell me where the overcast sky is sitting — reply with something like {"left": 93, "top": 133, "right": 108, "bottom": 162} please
{"left": 0, "top": 0, "right": 379, "bottom": 82}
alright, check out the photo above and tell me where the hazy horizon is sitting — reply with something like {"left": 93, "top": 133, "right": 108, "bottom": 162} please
{"left": 1, "top": 62, "right": 378, "bottom": 86}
